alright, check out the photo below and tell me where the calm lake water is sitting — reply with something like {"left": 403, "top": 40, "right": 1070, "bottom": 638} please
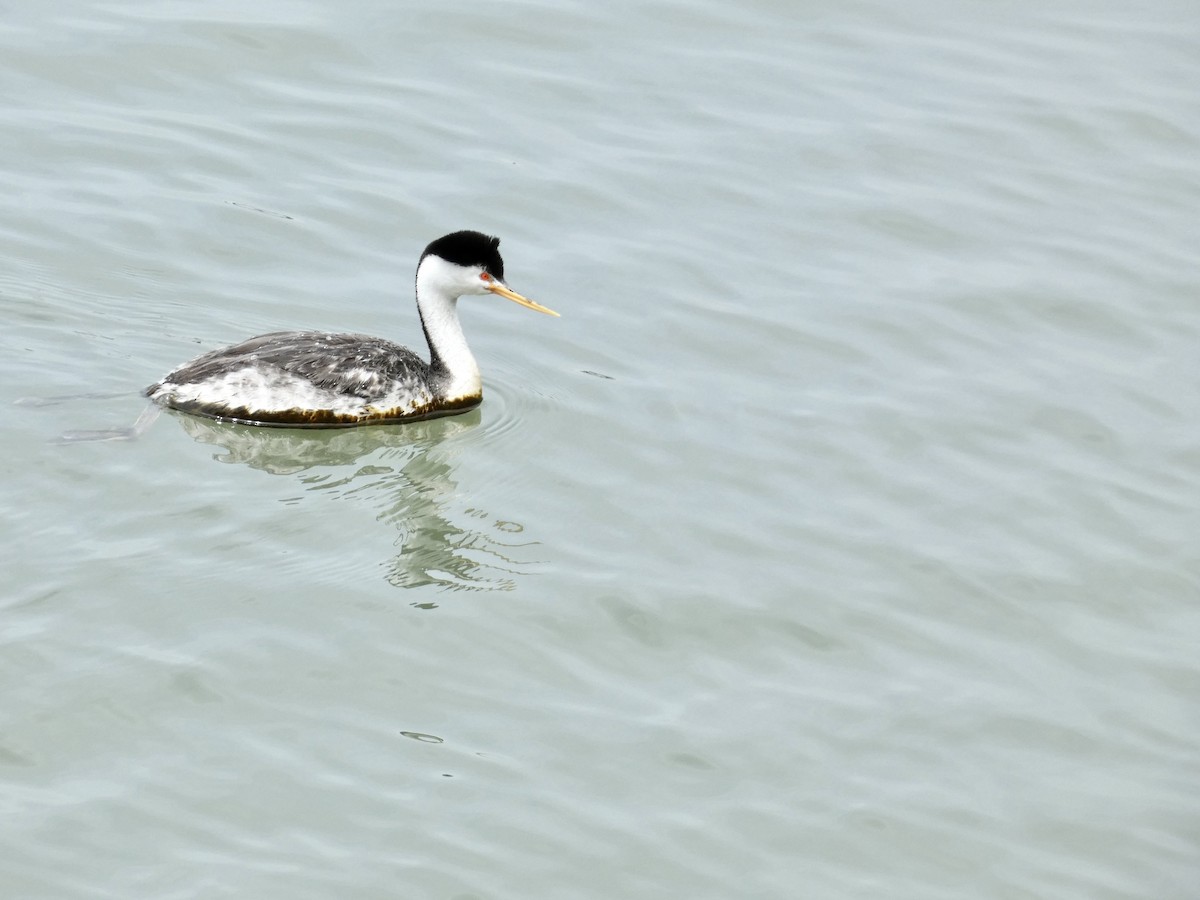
{"left": 2, "top": 1, "right": 1198, "bottom": 897}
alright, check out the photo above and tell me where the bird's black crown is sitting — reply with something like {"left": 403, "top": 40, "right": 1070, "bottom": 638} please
{"left": 421, "top": 230, "right": 505, "bottom": 282}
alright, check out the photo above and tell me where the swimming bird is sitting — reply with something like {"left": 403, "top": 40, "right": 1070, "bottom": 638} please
{"left": 144, "top": 230, "right": 557, "bottom": 427}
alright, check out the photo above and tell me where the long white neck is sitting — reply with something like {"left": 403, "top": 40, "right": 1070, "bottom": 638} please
{"left": 415, "top": 255, "right": 481, "bottom": 400}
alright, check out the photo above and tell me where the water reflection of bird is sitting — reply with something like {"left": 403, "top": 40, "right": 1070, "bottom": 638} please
{"left": 176, "top": 411, "right": 536, "bottom": 595}
{"left": 146, "top": 231, "right": 557, "bottom": 427}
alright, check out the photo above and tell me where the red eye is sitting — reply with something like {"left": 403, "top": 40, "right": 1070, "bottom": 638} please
{"left": 480, "top": 272, "right": 492, "bottom": 282}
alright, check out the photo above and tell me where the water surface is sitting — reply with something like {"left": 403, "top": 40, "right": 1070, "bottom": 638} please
{"left": 2, "top": 1, "right": 1198, "bottom": 897}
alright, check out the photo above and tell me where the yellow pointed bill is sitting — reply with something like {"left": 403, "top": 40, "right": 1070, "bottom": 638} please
{"left": 487, "top": 282, "right": 560, "bottom": 317}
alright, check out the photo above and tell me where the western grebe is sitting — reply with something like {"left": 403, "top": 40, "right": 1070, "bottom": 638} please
{"left": 145, "top": 230, "right": 557, "bottom": 427}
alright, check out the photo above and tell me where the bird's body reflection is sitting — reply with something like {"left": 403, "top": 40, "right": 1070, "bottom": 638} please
{"left": 174, "top": 410, "right": 538, "bottom": 597}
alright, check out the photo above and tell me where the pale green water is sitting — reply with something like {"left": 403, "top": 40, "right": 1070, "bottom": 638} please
{"left": 2, "top": 1, "right": 1198, "bottom": 897}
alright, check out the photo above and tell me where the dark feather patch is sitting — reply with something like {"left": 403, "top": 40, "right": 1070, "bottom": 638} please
{"left": 145, "top": 331, "right": 436, "bottom": 404}
{"left": 420, "top": 230, "right": 504, "bottom": 281}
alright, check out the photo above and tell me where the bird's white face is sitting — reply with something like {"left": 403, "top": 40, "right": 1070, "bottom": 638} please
{"left": 418, "top": 254, "right": 558, "bottom": 316}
